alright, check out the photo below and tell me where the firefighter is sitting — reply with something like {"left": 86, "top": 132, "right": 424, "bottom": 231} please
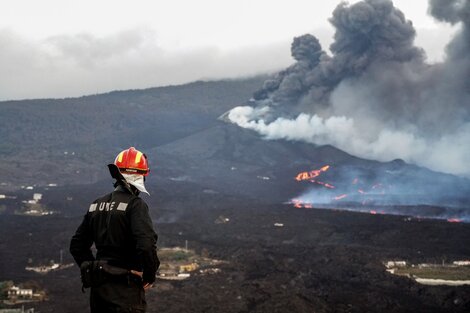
{"left": 70, "top": 147, "right": 159, "bottom": 313}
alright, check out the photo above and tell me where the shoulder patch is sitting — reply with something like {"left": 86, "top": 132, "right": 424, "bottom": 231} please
{"left": 116, "top": 203, "right": 128, "bottom": 211}
{"left": 89, "top": 203, "right": 97, "bottom": 212}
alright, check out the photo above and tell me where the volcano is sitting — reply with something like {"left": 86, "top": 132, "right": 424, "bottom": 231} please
{"left": 1, "top": 78, "right": 470, "bottom": 313}
{"left": 150, "top": 120, "right": 470, "bottom": 221}
{"left": 0, "top": 76, "right": 468, "bottom": 220}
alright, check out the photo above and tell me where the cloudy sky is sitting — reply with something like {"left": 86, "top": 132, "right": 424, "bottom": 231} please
{"left": 0, "top": 0, "right": 458, "bottom": 100}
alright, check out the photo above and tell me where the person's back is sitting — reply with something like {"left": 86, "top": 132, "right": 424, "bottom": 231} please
{"left": 70, "top": 147, "right": 159, "bottom": 313}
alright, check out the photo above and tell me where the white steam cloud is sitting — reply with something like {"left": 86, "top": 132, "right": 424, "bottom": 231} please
{"left": 227, "top": 0, "right": 470, "bottom": 177}
{"left": 228, "top": 106, "right": 469, "bottom": 176}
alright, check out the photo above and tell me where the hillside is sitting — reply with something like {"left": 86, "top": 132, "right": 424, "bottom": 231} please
{"left": 1, "top": 75, "right": 468, "bottom": 220}
{"left": 0, "top": 77, "right": 266, "bottom": 187}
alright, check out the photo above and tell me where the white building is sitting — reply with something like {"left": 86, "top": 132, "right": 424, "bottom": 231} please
{"left": 8, "top": 286, "right": 33, "bottom": 300}
{"left": 385, "top": 261, "right": 407, "bottom": 269}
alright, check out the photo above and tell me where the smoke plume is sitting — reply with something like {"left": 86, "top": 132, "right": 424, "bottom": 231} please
{"left": 229, "top": 0, "right": 470, "bottom": 176}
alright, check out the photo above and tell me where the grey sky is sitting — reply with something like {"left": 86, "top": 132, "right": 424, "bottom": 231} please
{"left": 0, "top": 0, "right": 458, "bottom": 100}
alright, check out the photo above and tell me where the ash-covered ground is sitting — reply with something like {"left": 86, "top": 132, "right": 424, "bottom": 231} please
{"left": 1, "top": 113, "right": 469, "bottom": 312}
{"left": 1, "top": 184, "right": 469, "bottom": 313}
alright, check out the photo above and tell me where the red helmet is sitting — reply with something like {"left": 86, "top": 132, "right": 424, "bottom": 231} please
{"left": 114, "top": 147, "right": 150, "bottom": 176}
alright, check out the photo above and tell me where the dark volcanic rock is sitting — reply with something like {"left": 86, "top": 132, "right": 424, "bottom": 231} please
{"left": 2, "top": 202, "right": 469, "bottom": 313}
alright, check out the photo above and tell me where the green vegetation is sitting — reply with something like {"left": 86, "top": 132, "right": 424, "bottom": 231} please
{"left": 395, "top": 266, "right": 470, "bottom": 280}
{"left": 159, "top": 249, "right": 194, "bottom": 262}
{"left": 0, "top": 281, "right": 13, "bottom": 300}
{"left": 0, "top": 77, "right": 266, "bottom": 186}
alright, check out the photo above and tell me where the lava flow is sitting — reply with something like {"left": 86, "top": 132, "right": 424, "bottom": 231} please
{"left": 292, "top": 165, "right": 389, "bottom": 207}
{"left": 290, "top": 166, "right": 467, "bottom": 223}
{"left": 292, "top": 199, "right": 313, "bottom": 209}
{"left": 294, "top": 165, "right": 345, "bottom": 202}
{"left": 295, "top": 165, "right": 333, "bottom": 185}
{"left": 333, "top": 194, "right": 348, "bottom": 200}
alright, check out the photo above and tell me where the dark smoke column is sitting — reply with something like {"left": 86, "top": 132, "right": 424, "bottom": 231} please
{"left": 230, "top": 0, "right": 470, "bottom": 176}
{"left": 429, "top": 0, "right": 469, "bottom": 67}
{"left": 253, "top": 0, "right": 423, "bottom": 112}
{"left": 253, "top": 34, "right": 325, "bottom": 106}
{"left": 426, "top": 0, "right": 470, "bottom": 128}
{"left": 428, "top": 0, "right": 470, "bottom": 74}
{"left": 329, "top": 0, "right": 422, "bottom": 73}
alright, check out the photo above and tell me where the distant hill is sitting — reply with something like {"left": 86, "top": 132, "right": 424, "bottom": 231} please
{"left": 0, "top": 77, "right": 266, "bottom": 187}
{"left": 0, "top": 75, "right": 469, "bottom": 219}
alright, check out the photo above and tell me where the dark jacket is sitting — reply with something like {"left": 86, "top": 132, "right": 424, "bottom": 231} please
{"left": 70, "top": 185, "right": 159, "bottom": 284}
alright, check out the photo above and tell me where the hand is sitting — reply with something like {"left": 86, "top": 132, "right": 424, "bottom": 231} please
{"left": 130, "top": 270, "right": 152, "bottom": 290}
{"left": 130, "top": 270, "right": 143, "bottom": 278}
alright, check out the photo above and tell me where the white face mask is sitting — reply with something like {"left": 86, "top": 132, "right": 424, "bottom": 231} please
{"left": 122, "top": 173, "right": 150, "bottom": 195}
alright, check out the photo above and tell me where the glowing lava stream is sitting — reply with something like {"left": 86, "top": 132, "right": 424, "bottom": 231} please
{"left": 292, "top": 164, "right": 388, "bottom": 207}
{"left": 295, "top": 165, "right": 330, "bottom": 182}
{"left": 291, "top": 166, "right": 464, "bottom": 224}
{"left": 333, "top": 194, "right": 348, "bottom": 200}
{"left": 294, "top": 165, "right": 344, "bottom": 201}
